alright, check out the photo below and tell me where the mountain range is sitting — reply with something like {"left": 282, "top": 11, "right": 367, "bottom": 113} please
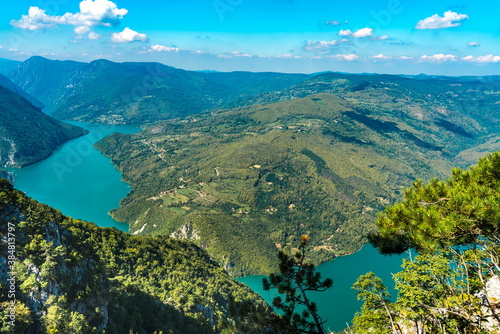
{"left": 4, "top": 56, "right": 498, "bottom": 275}
{"left": 94, "top": 71, "right": 500, "bottom": 275}
{"left": 6, "top": 56, "right": 309, "bottom": 123}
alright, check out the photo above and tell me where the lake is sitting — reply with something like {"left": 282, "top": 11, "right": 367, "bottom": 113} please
{"left": 8, "top": 120, "right": 406, "bottom": 332}
{"left": 8, "top": 121, "right": 140, "bottom": 231}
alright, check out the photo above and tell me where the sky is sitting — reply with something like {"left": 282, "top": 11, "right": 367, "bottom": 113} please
{"left": 1, "top": 0, "right": 500, "bottom": 75}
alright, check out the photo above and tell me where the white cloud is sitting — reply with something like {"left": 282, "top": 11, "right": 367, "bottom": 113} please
{"left": 330, "top": 54, "right": 360, "bottom": 61}
{"left": 399, "top": 56, "right": 414, "bottom": 60}
{"left": 352, "top": 28, "right": 373, "bottom": 38}
{"left": 462, "top": 54, "right": 500, "bottom": 63}
{"left": 415, "top": 10, "right": 469, "bottom": 30}
{"left": 276, "top": 54, "right": 301, "bottom": 59}
{"left": 337, "top": 28, "right": 389, "bottom": 40}
{"left": 371, "top": 54, "right": 391, "bottom": 60}
{"left": 111, "top": 27, "right": 148, "bottom": 43}
{"left": 468, "top": 42, "right": 481, "bottom": 47}
{"left": 303, "top": 39, "right": 351, "bottom": 52}
{"left": 75, "top": 26, "right": 91, "bottom": 35}
{"left": 11, "top": 0, "right": 128, "bottom": 31}
{"left": 419, "top": 54, "right": 457, "bottom": 62}
{"left": 339, "top": 28, "right": 373, "bottom": 38}
{"left": 338, "top": 29, "right": 353, "bottom": 36}
{"left": 150, "top": 44, "right": 179, "bottom": 52}
{"left": 88, "top": 31, "right": 101, "bottom": 40}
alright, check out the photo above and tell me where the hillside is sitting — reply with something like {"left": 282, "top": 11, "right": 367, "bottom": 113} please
{"left": 0, "top": 74, "right": 43, "bottom": 109}
{"left": 8, "top": 56, "right": 86, "bottom": 113}
{"left": 95, "top": 76, "right": 494, "bottom": 276}
{"left": 0, "top": 178, "right": 281, "bottom": 333}
{"left": 7, "top": 56, "right": 309, "bottom": 123}
{"left": 0, "top": 86, "right": 87, "bottom": 167}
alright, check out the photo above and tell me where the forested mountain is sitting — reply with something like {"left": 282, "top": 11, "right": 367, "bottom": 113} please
{"left": 0, "top": 86, "right": 87, "bottom": 167}
{"left": 6, "top": 56, "right": 309, "bottom": 123}
{"left": 0, "top": 178, "right": 281, "bottom": 333}
{"left": 8, "top": 56, "right": 86, "bottom": 113}
{"left": 95, "top": 70, "right": 499, "bottom": 275}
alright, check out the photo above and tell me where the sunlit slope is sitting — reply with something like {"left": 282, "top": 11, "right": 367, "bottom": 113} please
{"left": 96, "top": 90, "right": 482, "bottom": 275}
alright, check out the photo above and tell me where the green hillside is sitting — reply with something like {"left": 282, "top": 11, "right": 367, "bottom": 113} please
{"left": 95, "top": 84, "right": 488, "bottom": 276}
{"left": 0, "top": 178, "right": 280, "bottom": 333}
{"left": 0, "top": 86, "right": 87, "bottom": 167}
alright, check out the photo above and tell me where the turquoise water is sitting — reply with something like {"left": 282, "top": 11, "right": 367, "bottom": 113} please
{"left": 8, "top": 120, "right": 406, "bottom": 331}
{"left": 238, "top": 244, "right": 408, "bottom": 333}
{"left": 8, "top": 121, "right": 140, "bottom": 231}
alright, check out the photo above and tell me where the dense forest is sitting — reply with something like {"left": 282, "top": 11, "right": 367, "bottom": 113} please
{"left": 0, "top": 178, "right": 283, "bottom": 333}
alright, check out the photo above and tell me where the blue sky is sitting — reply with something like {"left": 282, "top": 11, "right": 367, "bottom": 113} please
{"left": 1, "top": 0, "right": 500, "bottom": 75}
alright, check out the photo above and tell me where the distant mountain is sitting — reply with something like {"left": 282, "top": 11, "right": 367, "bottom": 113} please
{"left": 0, "top": 86, "right": 87, "bottom": 167}
{"left": 0, "top": 178, "right": 279, "bottom": 333}
{"left": 0, "top": 58, "right": 20, "bottom": 76}
{"left": 8, "top": 56, "right": 86, "bottom": 112}
{"left": 8, "top": 56, "right": 309, "bottom": 123}
{"left": 0, "top": 73, "right": 44, "bottom": 109}
{"left": 95, "top": 71, "right": 497, "bottom": 275}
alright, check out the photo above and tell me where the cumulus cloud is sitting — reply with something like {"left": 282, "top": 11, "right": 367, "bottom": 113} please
{"left": 339, "top": 28, "right": 373, "bottom": 38}
{"left": 11, "top": 0, "right": 128, "bottom": 31}
{"left": 111, "top": 27, "right": 148, "bottom": 43}
{"left": 419, "top": 54, "right": 457, "bottom": 62}
{"left": 415, "top": 10, "right": 469, "bottom": 29}
{"left": 399, "top": 56, "right": 414, "bottom": 60}
{"left": 150, "top": 44, "right": 180, "bottom": 52}
{"left": 462, "top": 55, "right": 500, "bottom": 63}
{"left": 468, "top": 42, "right": 481, "bottom": 47}
{"left": 338, "top": 28, "right": 388, "bottom": 40}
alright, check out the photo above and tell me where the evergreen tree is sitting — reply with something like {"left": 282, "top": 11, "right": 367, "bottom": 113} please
{"left": 262, "top": 235, "right": 333, "bottom": 334}
{"left": 353, "top": 152, "right": 500, "bottom": 333}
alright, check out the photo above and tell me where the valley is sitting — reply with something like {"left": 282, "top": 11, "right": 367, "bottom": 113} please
{"left": 2, "top": 55, "right": 500, "bottom": 333}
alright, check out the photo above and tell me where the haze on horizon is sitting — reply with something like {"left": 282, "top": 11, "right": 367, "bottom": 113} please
{"left": 1, "top": 0, "right": 499, "bottom": 76}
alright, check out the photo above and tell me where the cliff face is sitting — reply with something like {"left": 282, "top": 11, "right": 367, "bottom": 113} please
{"left": 0, "top": 179, "right": 281, "bottom": 333}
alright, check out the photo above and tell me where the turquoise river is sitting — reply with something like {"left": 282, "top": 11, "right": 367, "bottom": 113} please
{"left": 8, "top": 121, "right": 407, "bottom": 332}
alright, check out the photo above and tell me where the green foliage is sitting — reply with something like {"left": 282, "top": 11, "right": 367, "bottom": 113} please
{"left": 263, "top": 237, "right": 333, "bottom": 334}
{"left": 353, "top": 152, "right": 500, "bottom": 333}
{"left": 0, "top": 178, "right": 279, "bottom": 333}
{"left": 370, "top": 152, "right": 500, "bottom": 253}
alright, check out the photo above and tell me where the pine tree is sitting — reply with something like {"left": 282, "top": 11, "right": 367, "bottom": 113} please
{"left": 262, "top": 235, "right": 333, "bottom": 334}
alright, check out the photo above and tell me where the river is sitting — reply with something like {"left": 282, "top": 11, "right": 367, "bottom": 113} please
{"left": 8, "top": 121, "right": 140, "bottom": 231}
{"left": 8, "top": 120, "right": 406, "bottom": 332}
